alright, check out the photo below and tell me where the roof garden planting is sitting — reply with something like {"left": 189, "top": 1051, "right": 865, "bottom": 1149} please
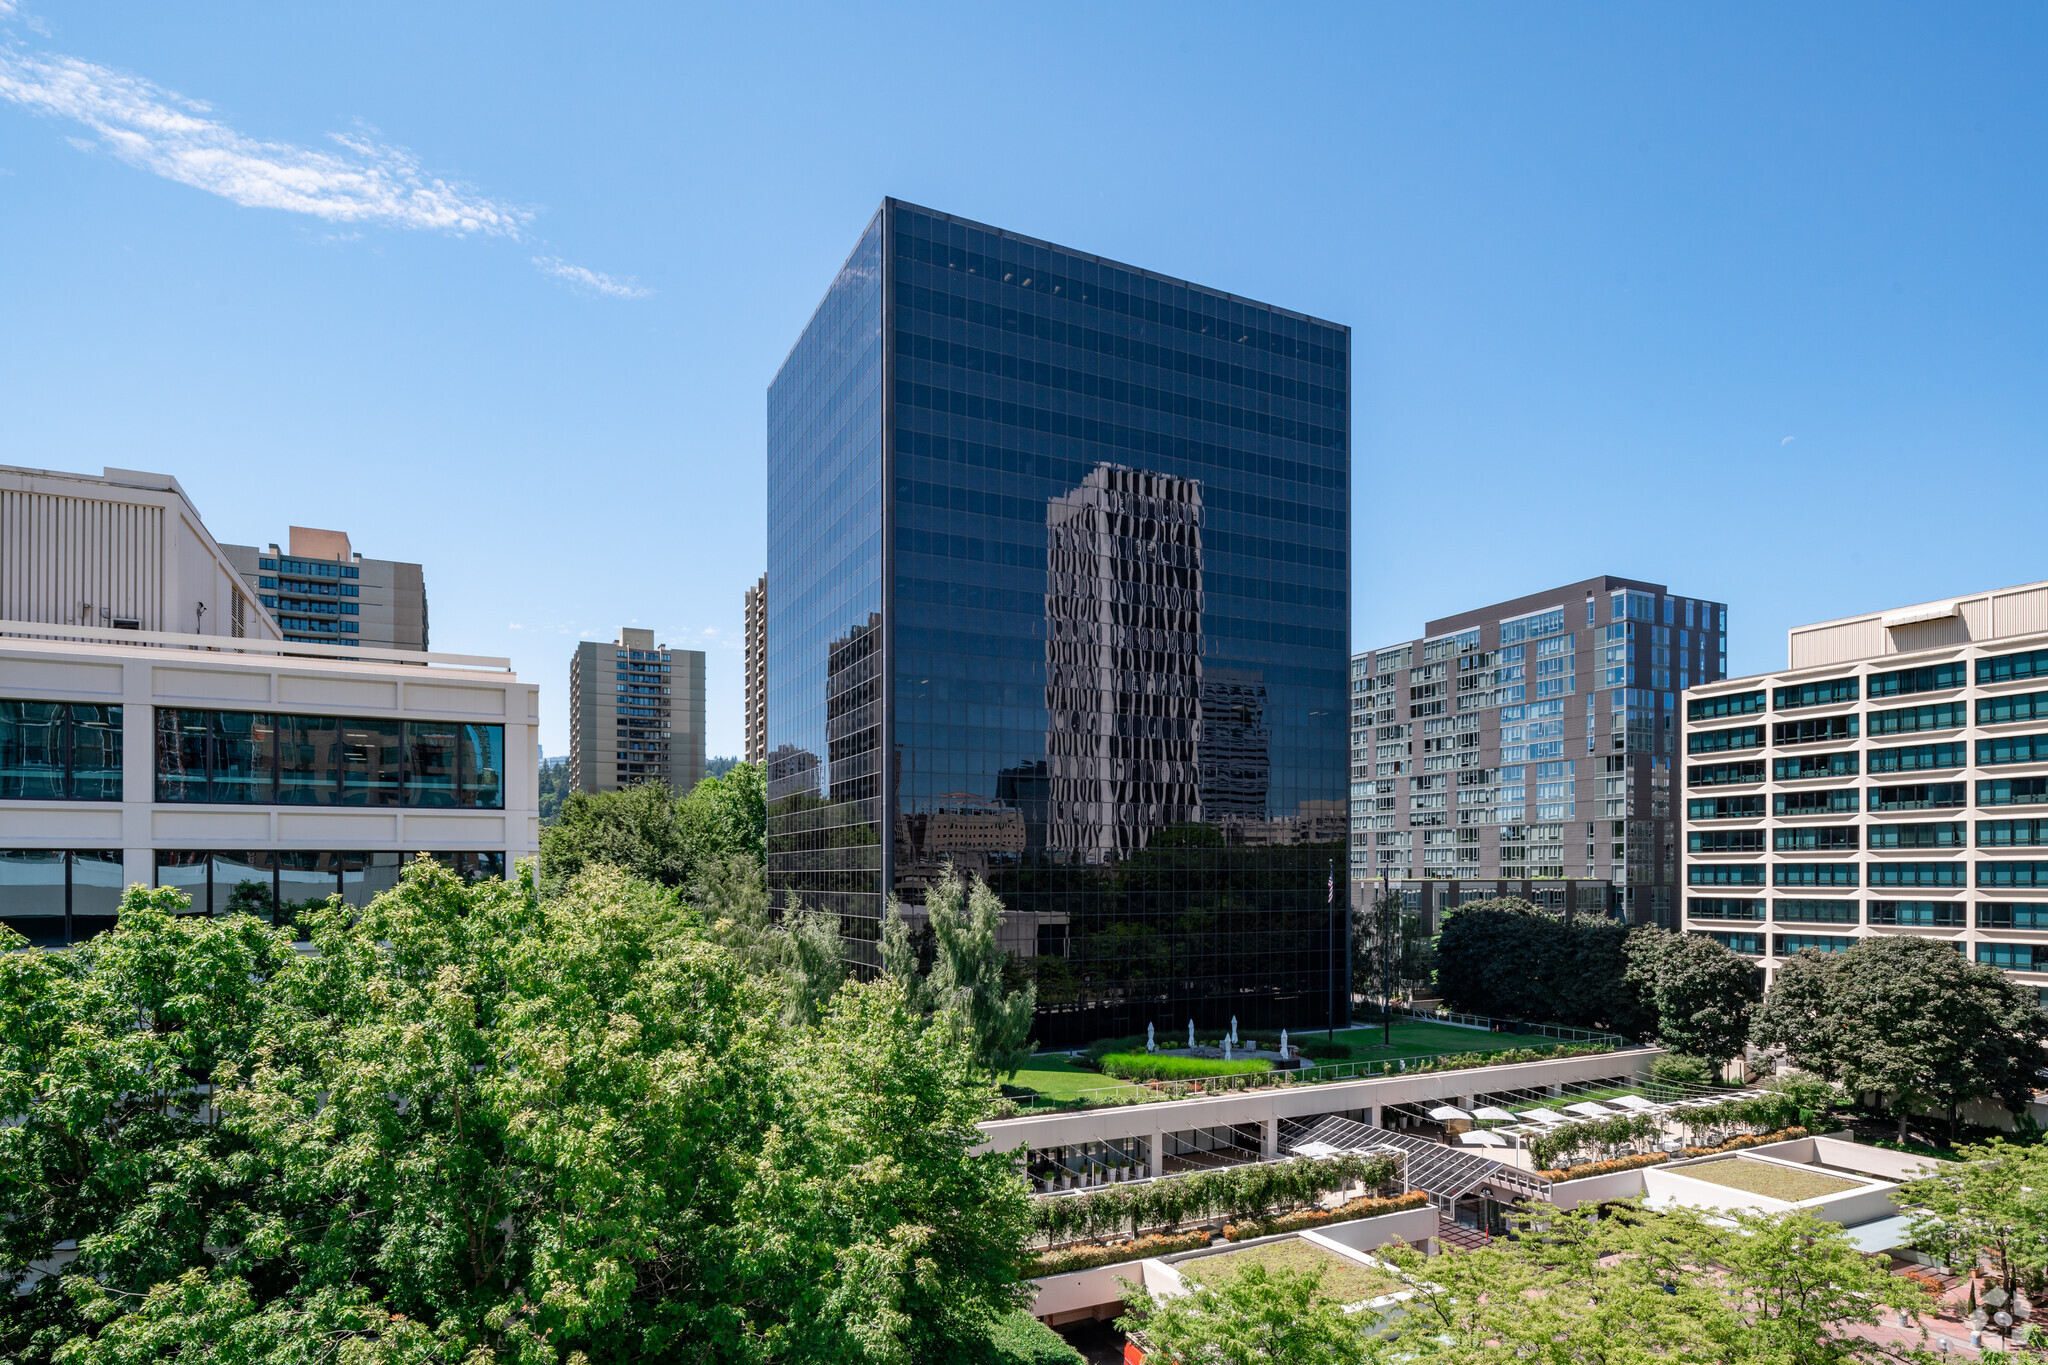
{"left": 1177, "top": 1238, "right": 1406, "bottom": 1305}
{"left": 1674, "top": 1157, "right": 1866, "bottom": 1202}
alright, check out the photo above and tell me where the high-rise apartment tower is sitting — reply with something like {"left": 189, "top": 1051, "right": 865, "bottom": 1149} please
{"left": 1353, "top": 578, "right": 1728, "bottom": 929}
{"left": 1681, "top": 579, "right": 2048, "bottom": 1006}
{"left": 568, "top": 629, "right": 706, "bottom": 796}
{"left": 766, "top": 200, "right": 1351, "bottom": 1044}
{"left": 222, "top": 528, "right": 427, "bottom": 652}
{"left": 744, "top": 574, "right": 767, "bottom": 765}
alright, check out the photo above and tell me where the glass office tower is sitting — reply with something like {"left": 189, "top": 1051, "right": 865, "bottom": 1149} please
{"left": 766, "top": 200, "right": 1350, "bottom": 1046}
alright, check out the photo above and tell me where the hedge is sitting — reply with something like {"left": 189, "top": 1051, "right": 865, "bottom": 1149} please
{"left": 1032, "top": 1151, "right": 1403, "bottom": 1246}
{"left": 1029, "top": 1230, "right": 1213, "bottom": 1277}
{"left": 1540, "top": 1128, "right": 1809, "bottom": 1182}
{"left": 1097, "top": 1052, "right": 1273, "bottom": 1083}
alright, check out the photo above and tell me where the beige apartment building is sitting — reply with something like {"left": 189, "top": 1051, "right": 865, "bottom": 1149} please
{"left": 568, "top": 628, "right": 707, "bottom": 796}
{"left": 221, "top": 527, "right": 428, "bottom": 652}
{"left": 1680, "top": 579, "right": 2048, "bottom": 1005}
{"left": 0, "top": 464, "right": 538, "bottom": 948}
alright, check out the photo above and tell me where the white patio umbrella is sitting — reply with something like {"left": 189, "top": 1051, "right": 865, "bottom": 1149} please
{"left": 1472, "top": 1106, "right": 1518, "bottom": 1124}
{"left": 1457, "top": 1130, "right": 1508, "bottom": 1147}
{"left": 1518, "top": 1108, "right": 1568, "bottom": 1125}
{"left": 1609, "top": 1095, "right": 1660, "bottom": 1113}
{"left": 1428, "top": 1105, "right": 1475, "bottom": 1123}
{"left": 1563, "top": 1101, "right": 1617, "bottom": 1118}
{"left": 1290, "top": 1140, "right": 1344, "bottom": 1159}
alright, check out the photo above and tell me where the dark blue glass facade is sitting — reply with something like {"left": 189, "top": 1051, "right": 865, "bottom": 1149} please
{"left": 767, "top": 200, "right": 1350, "bottom": 1045}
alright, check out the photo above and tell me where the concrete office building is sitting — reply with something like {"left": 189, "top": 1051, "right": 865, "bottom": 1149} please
{"left": 567, "top": 628, "right": 706, "bottom": 796}
{"left": 744, "top": 574, "right": 767, "bottom": 764}
{"left": 767, "top": 199, "right": 1350, "bottom": 1044}
{"left": 1353, "top": 577, "right": 1729, "bottom": 928}
{"left": 222, "top": 528, "right": 428, "bottom": 652}
{"left": 1, "top": 465, "right": 537, "bottom": 948}
{"left": 1680, "top": 579, "right": 2048, "bottom": 1005}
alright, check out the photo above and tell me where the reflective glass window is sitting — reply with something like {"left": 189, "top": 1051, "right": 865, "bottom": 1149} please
{"left": 339, "top": 722, "right": 402, "bottom": 806}
{"left": 276, "top": 716, "right": 340, "bottom": 804}
{"left": 213, "top": 851, "right": 274, "bottom": 916}
{"left": 0, "top": 701, "right": 67, "bottom": 799}
{"left": 458, "top": 725, "right": 504, "bottom": 809}
{"left": 156, "top": 709, "right": 211, "bottom": 802}
{"left": 0, "top": 848, "right": 66, "bottom": 943}
{"left": 211, "top": 713, "right": 273, "bottom": 804}
{"left": 279, "top": 851, "right": 340, "bottom": 924}
{"left": 70, "top": 850, "right": 125, "bottom": 937}
{"left": 154, "top": 850, "right": 209, "bottom": 913}
{"left": 404, "top": 722, "right": 459, "bottom": 807}
{"left": 69, "top": 705, "right": 124, "bottom": 799}
{"left": 341, "top": 851, "right": 404, "bottom": 907}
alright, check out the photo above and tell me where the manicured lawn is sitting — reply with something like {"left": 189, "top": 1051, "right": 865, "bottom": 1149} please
{"left": 1318, "top": 1019, "right": 1553, "bottom": 1061}
{"left": 1005, "top": 1054, "right": 1138, "bottom": 1105}
{"left": 1179, "top": 1238, "right": 1403, "bottom": 1304}
{"left": 1674, "top": 1157, "right": 1864, "bottom": 1202}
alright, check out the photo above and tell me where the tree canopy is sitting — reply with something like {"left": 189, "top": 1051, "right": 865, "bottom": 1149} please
{"left": 0, "top": 857, "right": 1031, "bottom": 1364}
{"left": 1433, "top": 898, "right": 1648, "bottom": 1035}
{"left": 1624, "top": 926, "right": 1760, "bottom": 1067}
{"left": 1751, "top": 935, "right": 2048, "bottom": 1136}
{"left": 540, "top": 760, "right": 766, "bottom": 892}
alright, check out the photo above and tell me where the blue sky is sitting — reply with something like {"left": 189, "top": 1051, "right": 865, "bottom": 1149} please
{"left": 3, "top": 4, "right": 2045, "bottom": 758}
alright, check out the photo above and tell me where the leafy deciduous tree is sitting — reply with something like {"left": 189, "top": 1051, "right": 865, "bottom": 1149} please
{"left": 1119, "top": 1262, "right": 1376, "bottom": 1365}
{"left": 1625, "top": 925, "right": 1760, "bottom": 1067}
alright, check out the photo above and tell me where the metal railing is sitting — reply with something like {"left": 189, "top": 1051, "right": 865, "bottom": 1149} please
{"left": 1382, "top": 1003, "right": 1630, "bottom": 1048}
{"left": 1006, "top": 1037, "right": 1625, "bottom": 1113}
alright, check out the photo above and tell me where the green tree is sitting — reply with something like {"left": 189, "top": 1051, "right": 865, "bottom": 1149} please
{"left": 1119, "top": 1262, "right": 1377, "bottom": 1365}
{"left": 1753, "top": 936, "right": 2048, "bottom": 1138}
{"left": 1688, "top": 1207, "right": 1931, "bottom": 1365}
{"left": 737, "top": 976, "right": 1034, "bottom": 1361}
{"left": 1625, "top": 926, "right": 1760, "bottom": 1068}
{"left": 541, "top": 779, "right": 693, "bottom": 889}
{"left": 538, "top": 755, "right": 575, "bottom": 823}
{"left": 677, "top": 760, "right": 767, "bottom": 869}
{"left": 1901, "top": 1139, "right": 2048, "bottom": 1296}
{"left": 1379, "top": 1202, "right": 1931, "bottom": 1365}
{"left": 1434, "top": 897, "right": 1648, "bottom": 1034}
{"left": 926, "top": 874, "right": 1037, "bottom": 1082}
{"left": 0, "top": 859, "right": 1031, "bottom": 1364}
{"left": 539, "top": 761, "right": 767, "bottom": 894}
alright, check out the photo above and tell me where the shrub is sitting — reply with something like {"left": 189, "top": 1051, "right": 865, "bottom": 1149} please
{"left": 1222, "top": 1189, "right": 1427, "bottom": 1240}
{"left": 1763, "top": 1069, "right": 1841, "bottom": 1120}
{"left": 1540, "top": 1152, "right": 1673, "bottom": 1181}
{"left": 1033, "top": 1152, "right": 1402, "bottom": 1246}
{"left": 1651, "top": 1053, "right": 1716, "bottom": 1086}
{"left": 981, "top": 1310, "right": 1089, "bottom": 1364}
{"left": 1030, "top": 1230, "right": 1213, "bottom": 1277}
{"left": 1097, "top": 1052, "right": 1272, "bottom": 1083}
{"left": 1538, "top": 1127, "right": 1809, "bottom": 1181}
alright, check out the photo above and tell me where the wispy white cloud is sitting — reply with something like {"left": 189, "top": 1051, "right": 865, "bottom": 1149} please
{"left": 0, "top": 47, "right": 528, "bottom": 235}
{"left": 532, "top": 255, "right": 652, "bottom": 300}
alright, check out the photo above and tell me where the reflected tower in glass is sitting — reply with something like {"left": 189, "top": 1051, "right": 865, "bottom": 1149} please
{"left": 766, "top": 201, "right": 1350, "bottom": 1045}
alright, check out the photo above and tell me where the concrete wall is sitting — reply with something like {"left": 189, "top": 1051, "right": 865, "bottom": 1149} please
{"left": 1025, "top": 1205, "right": 1437, "bottom": 1324}
{"left": 979, "top": 1049, "right": 1656, "bottom": 1156}
{"left": 0, "top": 631, "right": 540, "bottom": 871}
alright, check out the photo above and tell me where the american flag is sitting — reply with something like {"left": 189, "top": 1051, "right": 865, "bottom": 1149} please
{"left": 1327, "top": 868, "right": 1334, "bottom": 905}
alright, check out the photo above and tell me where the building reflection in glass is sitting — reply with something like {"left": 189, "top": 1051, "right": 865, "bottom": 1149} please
{"left": 768, "top": 201, "right": 1350, "bottom": 1042}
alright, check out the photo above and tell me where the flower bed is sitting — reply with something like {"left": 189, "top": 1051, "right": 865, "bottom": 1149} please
{"left": 1030, "top": 1230, "right": 1213, "bottom": 1277}
{"left": 1222, "top": 1189, "right": 1426, "bottom": 1241}
{"left": 1540, "top": 1128, "right": 1809, "bottom": 1182}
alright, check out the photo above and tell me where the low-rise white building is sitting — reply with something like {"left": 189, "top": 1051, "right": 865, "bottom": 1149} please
{"left": 1679, "top": 580, "right": 2048, "bottom": 1003}
{"left": 1, "top": 465, "right": 537, "bottom": 944}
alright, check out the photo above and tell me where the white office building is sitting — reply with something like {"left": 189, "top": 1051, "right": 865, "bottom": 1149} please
{"left": 1680, "top": 580, "right": 2048, "bottom": 1004}
{"left": 1, "top": 464, "right": 538, "bottom": 946}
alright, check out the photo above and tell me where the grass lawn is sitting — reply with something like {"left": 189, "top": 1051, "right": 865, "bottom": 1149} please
{"left": 1004, "top": 1054, "right": 1139, "bottom": 1106}
{"left": 1317, "top": 1019, "right": 1554, "bottom": 1061}
{"left": 1674, "top": 1158, "right": 1864, "bottom": 1202}
{"left": 1179, "top": 1238, "right": 1403, "bottom": 1304}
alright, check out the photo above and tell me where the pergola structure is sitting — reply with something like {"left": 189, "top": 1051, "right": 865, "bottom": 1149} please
{"left": 1282, "top": 1114, "right": 1552, "bottom": 1224}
